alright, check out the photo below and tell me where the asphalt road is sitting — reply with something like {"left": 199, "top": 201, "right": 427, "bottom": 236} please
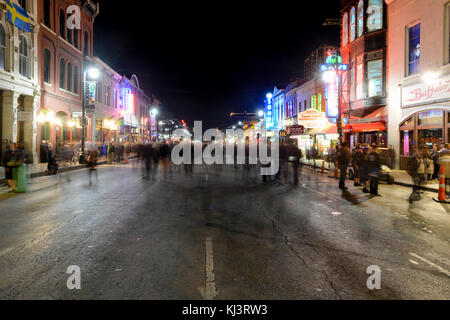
{"left": 0, "top": 162, "right": 449, "bottom": 299}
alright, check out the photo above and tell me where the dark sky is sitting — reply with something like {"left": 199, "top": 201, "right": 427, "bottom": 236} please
{"left": 93, "top": 1, "right": 340, "bottom": 129}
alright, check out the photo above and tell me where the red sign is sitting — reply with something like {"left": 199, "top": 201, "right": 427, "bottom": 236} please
{"left": 287, "top": 125, "right": 305, "bottom": 136}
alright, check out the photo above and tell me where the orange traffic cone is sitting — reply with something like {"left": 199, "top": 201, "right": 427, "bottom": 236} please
{"left": 434, "top": 165, "right": 449, "bottom": 203}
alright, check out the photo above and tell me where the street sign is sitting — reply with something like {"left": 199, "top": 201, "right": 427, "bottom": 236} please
{"left": 287, "top": 125, "right": 305, "bottom": 136}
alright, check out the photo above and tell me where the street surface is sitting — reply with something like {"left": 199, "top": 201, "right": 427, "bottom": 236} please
{"left": 0, "top": 162, "right": 449, "bottom": 299}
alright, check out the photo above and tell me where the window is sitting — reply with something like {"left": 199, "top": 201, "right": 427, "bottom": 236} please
{"left": 357, "top": 0, "right": 364, "bottom": 38}
{"left": 67, "top": 63, "right": 72, "bottom": 92}
{"left": 96, "top": 81, "right": 102, "bottom": 102}
{"left": 59, "top": 9, "right": 65, "bottom": 39}
{"left": 74, "top": 30, "right": 79, "bottom": 49}
{"left": 350, "top": 64, "right": 355, "bottom": 101}
{"left": 408, "top": 23, "right": 420, "bottom": 76}
{"left": 113, "top": 89, "right": 118, "bottom": 108}
{"left": 19, "top": 36, "right": 28, "bottom": 77}
{"left": 67, "top": 28, "right": 72, "bottom": 45}
{"left": 105, "top": 85, "right": 110, "bottom": 105}
{"left": 350, "top": 7, "right": 356, "bottom": 42}
{"left": 343, "top": 13, "right": 349, "bottom": 46}
{"left": 367, "top": 0, "right": 383, "bottom": 32}
{"left": 311, "top": 95, "right": 317, "bottom": 110}
{"left": 0, "top": 24, "right": 6, "bottom": 70}
{"left": 356, "top": 57, "right": 364, "bottom": 100}
{"left": 73, "top": 66, "right": 79, "bottom": 94}
{"left": 84, "top": 32, "right": 89, "bottom": 56}
{"left": 367, "top": 59, "right": 383, "bottom": 97}
{"left": 60, "top": 58, "right": 65, "bottom": 89}
{"left": 44, "top": 49, "right": 51, "bottom": 84}
{"left": 44, "top": 0, "right": 51, "bottom": 28}
{"left": 18, "top": 0, "right": 27, "bottom": 11}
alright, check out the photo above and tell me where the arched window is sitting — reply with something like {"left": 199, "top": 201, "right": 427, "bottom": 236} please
{"left": 84, "top": 31, "right": 89, "bottom": 55}
{"left": 357, "top": 0, "right": 364, "bottom": 38}
{"left": 343, "top": 13, "right": 349, "bottom": 46}
{"left": 367, "top": 0, "right": 383, "bottom": 32}
{"left": 59, "top": 9, "right": 65, "bottom": 39}
{"left": 44, "top": 48, "right": 51, "bottom": 84}
{"left": 19, "top": 36, "right": 28, "bottom": 77}
{"left": 350, "top": 7, "right": 356, "bottom": 42}
{"left": 60, "top": 58, "right": 65, "bottom": 89}
{"left": 44, "top": 0, "right": 51, "bottom": 28}
{"left": 0, "top": 24, "right": 6, "bottom": 70}
{"left": 67, "top": 63, "right": 72, "bottom": 92}
{"left": 73, "top": 66, "right": 79, "bottom": 94}
{"left": 67, "top": 27, "right": 72, "bottom": 45}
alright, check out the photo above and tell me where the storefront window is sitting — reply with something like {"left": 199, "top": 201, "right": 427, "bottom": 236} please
{"left": 418, "top": 110, "right": 444, "bottom": 127}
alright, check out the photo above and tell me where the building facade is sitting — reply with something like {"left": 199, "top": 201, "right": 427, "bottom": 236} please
{"left": 386, "top": 0, "right": 450, "bottom": 169}
{"left": 0, "top": 0, "right": 39, "bottom": 163}
{"left": 340, "top": 0, "right": 387, "bottom": 148}
{"left": 37, "top": 0, "right": 98, "bottom": 162}
{"left": 304, "top": 44, "right": 338, "bottom": 80}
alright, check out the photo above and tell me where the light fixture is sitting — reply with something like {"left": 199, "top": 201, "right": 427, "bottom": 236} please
{"left": 423, "top": 71, "right": 439, "bottom": 83}
{"left": 238, "top": 121, "right": 243, "bottom": 125}
{"left": 150, "top": 108, "right": 158, "bottom": 117}
{"left": 258, "top": 110, "right": 264, "bottom": 117}
{"left": 323, "top": 70, "right": 336, "bottom": 83}
{"left": 266, "top": 93, "right": 273, "bottom": 100}
{"left": 88, "top": 67, "right": 100, "bottom": 79}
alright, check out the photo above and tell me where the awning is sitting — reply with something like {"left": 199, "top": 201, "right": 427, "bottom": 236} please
{"left": 343, "top": 122, "right": 386, "bottom": 133}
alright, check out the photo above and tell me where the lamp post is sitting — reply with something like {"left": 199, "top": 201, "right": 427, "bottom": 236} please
{"left": 80, "top": 57, "right": 100, "bottom": 164}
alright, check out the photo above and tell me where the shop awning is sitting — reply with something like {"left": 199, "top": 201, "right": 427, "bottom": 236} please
{"left": 343, "top": 122, "right": 386, "bottom": 133}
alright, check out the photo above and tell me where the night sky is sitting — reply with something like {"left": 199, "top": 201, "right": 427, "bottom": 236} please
{"left": 93, "top": 1, "right": 340, "bottom": 129}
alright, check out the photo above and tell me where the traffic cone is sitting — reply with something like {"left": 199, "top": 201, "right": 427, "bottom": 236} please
{"left": 334, "top": 160, "right": 339, "bottom": 178}
{"left": 434, "top": 165, "right": 450, "bottom": 203}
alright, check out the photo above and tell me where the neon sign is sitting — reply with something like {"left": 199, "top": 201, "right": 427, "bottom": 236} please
{"left": 265, "top": 95, "right": 274, "bottom": 129}
{"left": 122, "top": 88, "right": 134, "bottom": 115}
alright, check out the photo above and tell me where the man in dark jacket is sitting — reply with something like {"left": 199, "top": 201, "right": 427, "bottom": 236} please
{"left": 337, "top": 142, "right": 351, "bottom": 190}
{"left": 368, "top": 144, "right": 382, "bottom": 196}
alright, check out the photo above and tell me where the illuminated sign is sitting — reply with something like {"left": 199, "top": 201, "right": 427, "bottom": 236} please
{"left": 326, "top": 54, "right": 342, "bottom": 64}
{"left": 122, "top": 88, "right": 134, "bottom": 115}
{"left": 265, "top": 95, "right": 274, "bottom": 129}
{"left": 320, "top": 64, "right": 348, "bottom": 72}
{"left": 85, "top": 81, "right": 97, "bottom": 113}
{"left": 325, "top": 74, "right": 339, "bottom": 118}
{"left": 298, "top": 109, "right": 330, "bottom": 129}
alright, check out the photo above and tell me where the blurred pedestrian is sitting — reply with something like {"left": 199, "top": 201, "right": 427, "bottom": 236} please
{"left": 3, "top": 144, "right": 15, "bottom": 192}
{"left": 352, "top": 146, "right": 363, "bottom": 187}
{"left": 386, "top": 145, "right": 394, "bottom": 169}
{"left": 336, "top": 142, "right": 351, "bottom": 190}
{"left": 437, "top": 150, "right": 450, "bottom": 197}
{"left": 360, "top": 147, "right": 370, "bottom": 193}
{"left": 368, "top": 144, "right": 381, "bottom": 196}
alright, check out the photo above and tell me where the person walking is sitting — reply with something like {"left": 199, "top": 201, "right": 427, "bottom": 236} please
{"left": 386, "top": 145, "right": 395, "bottom": 169}
{"left": 432, "top": 144, "right": 440, "bottom": 180}
{"left": 352, "top": 146, "right": 363, "bottom": 187}
{"left": 407, "top": 150, "right": 421, "bottom": 202}
{"left": 424, "top": 150, "right": 434, "bottom": 182}
{"left": 368, "top": 144, "right": 382, "bottom": 196}
{"left": 276, "top": 142, "right": 289, "bottom": 183}
{"left": 337, "top": 142, "right": 351, "bottom": 190}
{"left": 416, "top": 150, "right": 426, "bottom": 188}
{"left": 288, "top": 142, "right": 302, "bottom": 185}
{"left": 107, "top": 142, "right": 115, "bottom": 165}
{"left": 159, "top": 142, "right": 170, "bottom": 180}
{"left": 2, "top": 144, "right": 16, "bottom": 192}
{"left": 360, "top": 147, "right": 370, "bottom": 193}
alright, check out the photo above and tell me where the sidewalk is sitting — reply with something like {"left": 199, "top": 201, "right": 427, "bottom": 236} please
{"left": 300, "top": 158, "right": 439, "bottom": 192}
{"left": 0, "top": 156, "right": 109, "bottom": 185}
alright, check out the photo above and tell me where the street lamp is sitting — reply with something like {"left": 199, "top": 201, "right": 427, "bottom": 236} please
{"left": 258, "top": 110, "right": 264, "bottom": 117}
{"left": 80, "top": 62, "right": 100, "bottom": 164}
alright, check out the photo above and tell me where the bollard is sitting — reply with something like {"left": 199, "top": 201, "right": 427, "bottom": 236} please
{"left": 124, "top": 148, "right": 127, "bottom": 164}
{"left": 434, "top": 165, "right": 450, "bottom": 203}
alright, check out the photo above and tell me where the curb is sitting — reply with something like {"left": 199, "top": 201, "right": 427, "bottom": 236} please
{"left": 300, "top": 161, "right": 439, "bottom": 193}
{"left": 0, "top": 157, "right": 137, "bottom": 186}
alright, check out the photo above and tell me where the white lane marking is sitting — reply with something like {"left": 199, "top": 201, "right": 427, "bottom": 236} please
{"left": 331, "top": 212, "right": 343, "bottom": 216}
{"left": 302, "top": 184, "right": 328, "bottom": 198}
{"left": 409, "top": 253, "right": 450, "bottom": 277}
{"left": 205, "top": 237, "right": 217, "bottom": 300}
{"left": 409, "top": 259, "right": 419, "bottom": 265}
{"left": 0, "top": 247, "right": 13, "bottom": 257}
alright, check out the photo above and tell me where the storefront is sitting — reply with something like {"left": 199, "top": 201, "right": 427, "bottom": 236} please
{"left": 343, "top": 107, "right": 387, "bottom": 148}
{"left": 399, "top": 109, "right": 449, "bottom": 169}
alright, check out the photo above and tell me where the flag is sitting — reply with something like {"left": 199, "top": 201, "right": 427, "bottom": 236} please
{"left": 5, "top": 0, "right": 31, "bottom": 32}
